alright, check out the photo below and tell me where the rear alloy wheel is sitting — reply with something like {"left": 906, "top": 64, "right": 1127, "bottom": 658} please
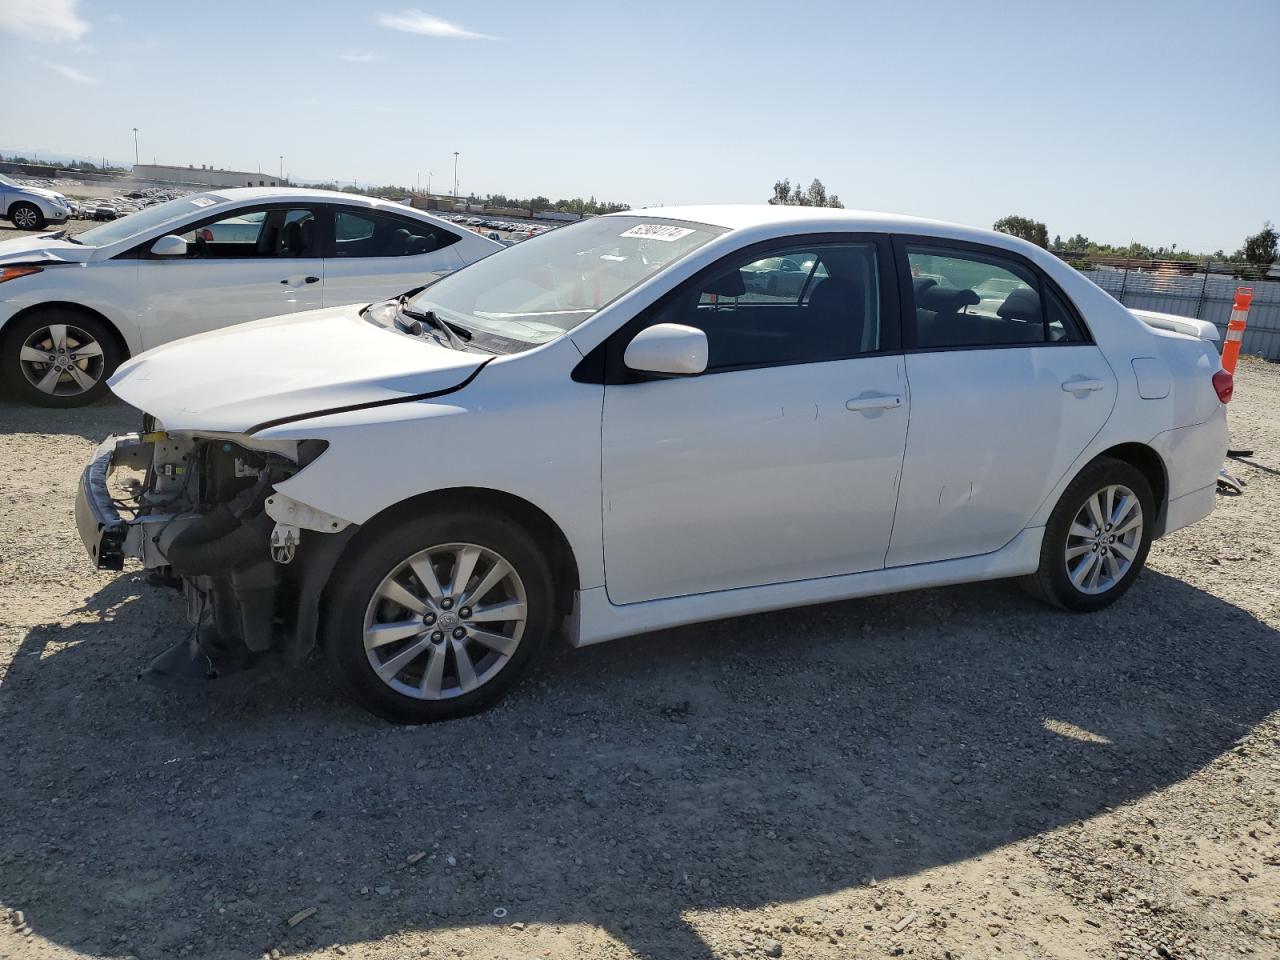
{"left": 9, "top": 202, "right": 44, "bottom": 230}
{"left": 3, "top": 311, "right": 121, "bottom": 407}
{"left": 325, "top": 508, "right": 554, "bottom": 723}
{"left": 1021, "top": 457, "right": 1155, "bottom": 611}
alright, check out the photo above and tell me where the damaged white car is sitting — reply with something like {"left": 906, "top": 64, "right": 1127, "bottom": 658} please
{"left": 76, "top": 207, "right": 1230, "bottom": 722}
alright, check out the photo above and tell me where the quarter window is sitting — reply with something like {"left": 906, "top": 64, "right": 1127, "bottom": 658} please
{"left": 647, "top": 242, "right": 883, "bottom": 371}
{"left": 332, "top": 209, "right": 456, "bottom": 258}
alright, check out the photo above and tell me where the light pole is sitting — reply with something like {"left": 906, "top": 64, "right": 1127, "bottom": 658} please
{"left": 279, "top": 155, "right": 283, "bottom": 183}
{"left": 452, "top": 152, "right": 459, "bottom": 200}
{"left": 132, "top": 127, "right": 139, "bottom": 167}
{"left": 427, "top": 171, "right": 432, "bottom": 194}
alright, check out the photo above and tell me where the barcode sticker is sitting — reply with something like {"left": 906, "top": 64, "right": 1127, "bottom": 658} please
{"left": 190, "top": 197, "right": 217, "bottom": 207}
{"left": 619, "top": 224, "right": 695, "bottom": 242}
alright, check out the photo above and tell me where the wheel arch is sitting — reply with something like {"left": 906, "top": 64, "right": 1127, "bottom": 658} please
{"left": 1088, "top": 442, "right": 1169, "bottom": 536}
{"left": 1, "top": 300, "right": 132, "bottom": 362}
{"left": 333, "top": 486, "right": 581, "bottom": 618}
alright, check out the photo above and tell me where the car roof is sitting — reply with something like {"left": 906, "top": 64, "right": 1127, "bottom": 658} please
{"left": 202, "top": 186, "right": 432, "bottom": 218}
{"left": 610, "top": 204, "right": 1033, "bottom": 253}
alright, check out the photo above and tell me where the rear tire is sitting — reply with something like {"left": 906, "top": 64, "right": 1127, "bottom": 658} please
{"left": 9, "top": 202, "right": 45, "bottom": 231}
{"left": 323, "top": 506, "right": 555, "bottom": 723}
{"left": 2, "top": 309, "right": 122, "bottom": 407}
{"left": 1020, "top": 456, "right": 1155, "bottom": 612}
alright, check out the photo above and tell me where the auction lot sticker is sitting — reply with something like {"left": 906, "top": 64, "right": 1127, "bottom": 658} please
{"left": 190, "top": 197, "right": 217, "bottom": 207}
{"left": 620, "top": 224, "right": 695, "bottom": 242}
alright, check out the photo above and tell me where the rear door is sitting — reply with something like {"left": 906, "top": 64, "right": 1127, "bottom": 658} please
{"left": 131, "top": 203, "right": 325, "bottom": 348}
{"left": 886, "top": 238, "right": 1116, "bottom": 567}
{"left": 320, "top": 206, "right": 466, "bottom": 307}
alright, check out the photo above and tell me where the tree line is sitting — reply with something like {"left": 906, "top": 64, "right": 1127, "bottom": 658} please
{"left": 994, "top": 213, "right": 1277, "bottom": 275}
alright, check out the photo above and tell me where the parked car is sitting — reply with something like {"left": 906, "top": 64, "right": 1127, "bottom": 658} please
{"left": 0, "top": 174, "right": 72, "bottom": 230}
{"left": 75, "top": 206, "right": 1229, "bottom": 723}
{"left": 0, "top": 187, "right": 500, "bottom": 406}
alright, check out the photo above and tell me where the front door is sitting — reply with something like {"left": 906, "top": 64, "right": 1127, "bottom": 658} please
{"left": 132, "top": 204, "right": 325, "bottom": 348}
{"left": 321, "top": 206, "right": 465, "bottom": 307}
{"left": 601, "top": 236, "right": 909, "bottom": 605}
{"left": 886, "top": 239, "right": 1117, "bottom": 567}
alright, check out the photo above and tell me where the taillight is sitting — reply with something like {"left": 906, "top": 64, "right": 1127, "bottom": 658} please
{"left": 0, "top": 265, "right": 43, "bottom": 284}
{"left": 1212, "top": 368, "right": 1233, "bottom": 404}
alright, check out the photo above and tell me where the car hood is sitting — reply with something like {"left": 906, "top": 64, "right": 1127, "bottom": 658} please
{"left": 0, "top": 234, "right": 94, "bottom": 265}
{"left": 17, "top": 186, "right": 65, "bottom": 201}
{"left": 109, "top": 304, "right": 492, "bottom": 434}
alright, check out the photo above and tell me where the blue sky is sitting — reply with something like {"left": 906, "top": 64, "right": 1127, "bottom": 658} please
{"left": 1, "top": 0, "right": 1276, "bottom": 252}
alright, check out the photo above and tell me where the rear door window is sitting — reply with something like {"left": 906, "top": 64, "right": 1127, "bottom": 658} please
{"left": 904, "top": 245, "right": 1044, "bottom": 348}
{"left": 331, "top": 208, "right": 458, "bottom": 258}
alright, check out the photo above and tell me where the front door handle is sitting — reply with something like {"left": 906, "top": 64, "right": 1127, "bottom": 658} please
{"left": 1061, "top": 378, "right": 1106, "bottom": 393}
{"left": 846, "top": 393, "right": 903, "bottom": 412}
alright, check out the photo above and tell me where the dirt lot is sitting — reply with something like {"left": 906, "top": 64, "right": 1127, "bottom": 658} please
{"left": 0, "top": 360, "right": 1277, "bottom": 960}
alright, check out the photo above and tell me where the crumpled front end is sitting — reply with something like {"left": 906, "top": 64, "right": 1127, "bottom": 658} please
{"left": 74, "top": 426, "right": 357, "bottom": 678}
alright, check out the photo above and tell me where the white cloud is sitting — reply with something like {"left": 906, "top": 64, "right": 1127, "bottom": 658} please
{"left": 47, "top": 62, "right": 96, "bottom": 84}
{"left": 375, "top": 10, "right": 496, "bottom": 40}
{"left": 339, "top": 52, "right": 380, "bottom": 62}
{"left": 0, "top": 0, "right": 90, "bottom": 43}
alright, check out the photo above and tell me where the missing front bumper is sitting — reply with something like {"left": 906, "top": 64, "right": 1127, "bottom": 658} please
{"left": 74, "top": 433, "right": 137, "bottom": 570}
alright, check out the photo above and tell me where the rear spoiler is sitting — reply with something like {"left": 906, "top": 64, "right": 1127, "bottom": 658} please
{"left": 1130, "top": 308, "right": 1220, "bottom": 342}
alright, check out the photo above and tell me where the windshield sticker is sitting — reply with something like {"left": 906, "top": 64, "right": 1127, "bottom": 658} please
{"left": 189, "top": 197, "right": 217, "bottom": 208}
{"left": 619, "top": 224, "right": 695, "bottom": 242}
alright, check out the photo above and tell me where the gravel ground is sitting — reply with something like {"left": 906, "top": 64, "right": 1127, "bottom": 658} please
{"left": 0, "top": 359, "right": 1277, "bottom": 960}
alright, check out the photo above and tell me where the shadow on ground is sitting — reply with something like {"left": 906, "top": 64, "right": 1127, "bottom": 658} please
{"left": 0, "top": 393, "right": 136, "bottom": 440}
{"left": 1, "top": 568, "right": 1276, "bottom": 959}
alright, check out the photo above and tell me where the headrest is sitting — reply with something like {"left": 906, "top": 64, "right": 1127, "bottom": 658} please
{"left": 703, "top": 268, "right": 746, "bottom": 298}
{"left": 808, "top": 276, "right": 858, "bottom": 311}
{"left": 282, "top": 221, "right": 304, "bottom": 254}
{"left": 912, "top": 276, "right": 937, "bottom": 297}
{"left": 919, "top": 285, "right": 979, "bottom": 312}
{"left": 996, "top": 287, "right": 1041, "bottom": 322}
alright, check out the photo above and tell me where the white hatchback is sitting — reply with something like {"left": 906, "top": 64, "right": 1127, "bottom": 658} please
{"left": 77, "top": 206, "right": 1230, "bottom": 722}
{"left": 0, "top": 187, "right": 500, "bottom": 405}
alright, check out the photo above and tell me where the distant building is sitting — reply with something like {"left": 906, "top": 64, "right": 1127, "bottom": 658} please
{"left": 132, "top": 163, "right": 280, "bottom": 189}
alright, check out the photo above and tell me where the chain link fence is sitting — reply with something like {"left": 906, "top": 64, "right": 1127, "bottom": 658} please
{"left": 1060, "top": 256, "right": 1280, "bottom": 360}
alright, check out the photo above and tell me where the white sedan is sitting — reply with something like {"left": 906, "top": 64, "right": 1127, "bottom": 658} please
{"left": 76, "top": 206, "right": 1229, "bottom": 722}
{"left": 0, "top": 187, "right": 500, "bottom": 406}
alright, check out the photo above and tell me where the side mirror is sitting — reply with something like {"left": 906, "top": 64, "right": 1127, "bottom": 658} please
{"left": 623, "top": 323, "right": 708, "bottom": 376}
{"left": 150, "top": 235, "right": 188, "bottom": 257}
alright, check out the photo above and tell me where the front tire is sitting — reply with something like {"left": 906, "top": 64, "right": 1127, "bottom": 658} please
{"left": 2, "top": 309, "right": 121, "bottom": 407}
{"left": 9, "top": 202, "right": 45, "bottom": 230}
{"left": 1021, "top": 457, "right": 1155, "bottom": 612}
{"left": 323, "top": 506, "right": 555, "bottom": 723}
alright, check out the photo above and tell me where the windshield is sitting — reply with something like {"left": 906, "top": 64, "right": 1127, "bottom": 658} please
{"left": 74, "top": 193, "right": 227, "bottom": 247}
{"left": 406, "top": 215, "right": 726, "bottom": 344}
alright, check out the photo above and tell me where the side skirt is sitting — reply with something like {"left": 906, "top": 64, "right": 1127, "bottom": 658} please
{"left": 567, "top": 527, "right": 1044, "bottom": 648}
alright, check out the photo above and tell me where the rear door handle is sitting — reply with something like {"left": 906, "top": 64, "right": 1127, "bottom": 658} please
{"left": 1061, "top": 378, "right": 1105, "bottom": 393}
{"left": 846, "top": 393, "right": 903, "bottom": 412}
{"left": 280, "top": 275, "right": 321, "bottom": 286}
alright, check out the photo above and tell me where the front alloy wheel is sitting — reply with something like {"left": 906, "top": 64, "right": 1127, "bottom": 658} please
{"left": 19, "top": 322, "right": 106, "bottom": 399}
{"left": 325, "top": 507, "right": 555, "bottom": 723}
{"left": 364, "top": 542, "right": 528, "bottom": 700}
{"left": 3, "top": 310, "right": 120, "bottom": 407}
{"left": 10, "top": 202, "right": 44, "bottom": 230}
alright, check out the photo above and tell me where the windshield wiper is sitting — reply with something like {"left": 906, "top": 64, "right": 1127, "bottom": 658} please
{"left": 396, "top": 296, "right": 472, "bottom": 350}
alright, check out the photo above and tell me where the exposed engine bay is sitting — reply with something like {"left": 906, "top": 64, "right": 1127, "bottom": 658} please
{"left": 75, "top": 423, "right": 355, "bottom": 681}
